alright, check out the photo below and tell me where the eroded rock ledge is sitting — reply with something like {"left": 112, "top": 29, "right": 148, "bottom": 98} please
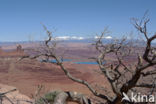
{"left": 0, "top": 83, "right": 32, "bottom": 104}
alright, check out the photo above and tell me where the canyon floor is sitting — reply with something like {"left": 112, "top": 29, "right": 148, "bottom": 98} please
{"left": 0, "top": 42, "right": 151, "bottom": 104}
{"left": 0, "top": 42, "right": 113, "bottom": 103}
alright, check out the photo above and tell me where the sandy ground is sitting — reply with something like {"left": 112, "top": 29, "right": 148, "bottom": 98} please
{"left": 0, "top": 42, "right": 153, "bottom": 104}
{"left": 0, "top": 55, "right": 111, "bottom": 103}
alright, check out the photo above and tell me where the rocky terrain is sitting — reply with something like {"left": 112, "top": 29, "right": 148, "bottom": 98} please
{"left": 0, "top": 43, "right": 112, "bottom": 104}
{"left": 0, "top": 42, "right": 146, "bottom": 104}
{"left": 0, "top": 83, "right": 31, "bottom": 104}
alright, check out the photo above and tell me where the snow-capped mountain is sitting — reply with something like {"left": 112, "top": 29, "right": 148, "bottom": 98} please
{"left": 94, "top": 36, "right": 112, "bottom": 39}
{"left": 55, "top": 36, "right": 84, "bottom": 40}
{"left": 55, "top": 35, "right": 112, "bottom": 40}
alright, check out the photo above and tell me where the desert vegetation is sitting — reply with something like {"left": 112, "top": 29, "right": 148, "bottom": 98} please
{"left": 0, "top": 14, "right": 156, "bottom": 104}
{"left": 15, "top": 14, "right": 156, "bottom": 104}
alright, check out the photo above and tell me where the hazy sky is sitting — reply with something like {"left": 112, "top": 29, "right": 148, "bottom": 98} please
{"left": 0, "top": 0, "right": 156, "bottom": 41}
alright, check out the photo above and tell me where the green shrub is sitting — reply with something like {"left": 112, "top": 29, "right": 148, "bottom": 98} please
{"left": 36, "top": 90, "right": 61, "bottom": 104}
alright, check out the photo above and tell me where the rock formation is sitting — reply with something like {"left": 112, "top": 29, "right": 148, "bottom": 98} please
{"left": 16, "top": 44, "right": 23, "bottom": 52}
{"left": 0, "top": 83, "right": 32, "bottom": 104}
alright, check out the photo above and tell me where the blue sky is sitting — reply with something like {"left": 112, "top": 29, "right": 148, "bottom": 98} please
{"left": 0, "top": 0, "right": 156, "bottom": 41}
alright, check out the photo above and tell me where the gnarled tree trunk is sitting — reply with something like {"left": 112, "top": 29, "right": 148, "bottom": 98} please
{"left": 38, "top": 91, "right": 91, "bottom": 104}
{"left": 54, "top": 91, "right": 91, "bottom": 104}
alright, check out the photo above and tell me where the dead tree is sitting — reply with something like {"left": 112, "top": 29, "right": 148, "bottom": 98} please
{"left": 0, "top": 89, "right": 16, "bottom": 104}
{"left": 22, "top": 15, "right": 156, "bottom": 104}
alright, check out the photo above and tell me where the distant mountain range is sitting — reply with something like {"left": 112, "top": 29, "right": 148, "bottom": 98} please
{"left": 0, "top": 36, "right": 113, "bottom": 45}
{"left": 0, "top": 35, "right": 156, "bottom": 46}
{"left": 55, "top": 35, "right": 113, "bottom": 40}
